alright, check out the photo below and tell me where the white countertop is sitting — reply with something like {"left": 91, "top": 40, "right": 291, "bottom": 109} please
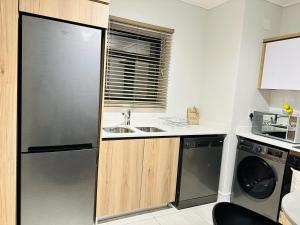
{"left": 101, "top": 124, "right": 227, "bottom": 139}
{"left": 282, "top": 191, "right": 300, "bottom": 225}
{"left": 236, "top": 131, "right": 300, "bottom": 152}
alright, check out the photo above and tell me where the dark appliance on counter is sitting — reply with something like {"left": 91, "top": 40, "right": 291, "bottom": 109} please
{"left": 231, "top": 137, "right": 288, "bottom": 222}
{"left": 19, "top": 15, "right": 103, "bottom": 225}
{"left": 174, "top": 135, "right": 225, "bottom": 209}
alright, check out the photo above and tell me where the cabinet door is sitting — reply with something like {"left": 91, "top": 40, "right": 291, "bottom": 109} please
{"left": 140, "top": 138, "right": 180, "bottom": 208}
{"left": 97, "top": 139, "right": 144, "bottom": 217}
{"left": 19, "top": 0, "right": 109, "bottom": 28}
{"left": 259, "top": 36, "right": 300, "bottom": 90}
{"left": 279, "top": 211, "right": 293, "bottom": 225}
{"left": 0, "top": 0, "right": 18, "bottom": 225}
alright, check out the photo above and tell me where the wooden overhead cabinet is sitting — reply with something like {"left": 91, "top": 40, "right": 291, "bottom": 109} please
{"left": 0, "top": 0, "right": 18, "bottom": 225}
{"left": 97, "top": 138, "right": 180, "bottom": 218}
{"left": 19, "top": 0, "right": 109, "bottom": 28}
{"left": 258, "top": 33, "right": 300, "bottom": 90}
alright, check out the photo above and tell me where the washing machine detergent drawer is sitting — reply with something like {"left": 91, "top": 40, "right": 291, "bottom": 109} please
{"left": 231, "top": 150, "right": 286, "bottom": 221}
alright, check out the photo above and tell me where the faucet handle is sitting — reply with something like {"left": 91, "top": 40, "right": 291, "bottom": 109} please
{"left": 121, "top": 109, "right": 131, "bottom": 126}
{"left": 122, "top": 109, "right": 131, "bottom": 117}
{"left": 127, "top": 109, "right": 131, "bottom": 117}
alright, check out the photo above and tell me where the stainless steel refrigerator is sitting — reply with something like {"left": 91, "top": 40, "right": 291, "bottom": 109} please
{"left": 20, "top": 15, "right": 103, "bottom": 225}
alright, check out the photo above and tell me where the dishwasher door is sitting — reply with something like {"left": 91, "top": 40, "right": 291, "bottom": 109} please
{"left": 176, "top": 136, "right": 224, "bottom": 208}
{"left": 21, "top": 149, "right": 97, "bottom": 225}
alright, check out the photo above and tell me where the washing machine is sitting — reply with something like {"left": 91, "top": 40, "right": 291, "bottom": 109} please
{"left": 231, "top": 137, "right": 288, "bottom": 221}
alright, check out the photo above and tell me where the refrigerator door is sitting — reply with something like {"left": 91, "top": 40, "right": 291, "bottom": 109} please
{"left": 21, "top": 15, "right": 102, "bottom": 152}
{"left": 21, "top": 149, "right": 97, "bottom": 225}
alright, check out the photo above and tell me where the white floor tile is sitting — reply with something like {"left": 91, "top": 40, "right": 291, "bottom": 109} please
{"left": 98, "top": 203, "right": 215, "bottom": 225}
{"left": 151, "top": 206, "right": 178, "bottom": 217}
{"left": 189, "top": 203, "right": 216, "bottom": 225}
{"left": 99, "top": 213, "right": 154, "bottom": 225}
{"left": 155, "top": 210, "right": 211, "bottom": 225}
{"left": 128, "top": 218, "right": 160, "bottom": 225}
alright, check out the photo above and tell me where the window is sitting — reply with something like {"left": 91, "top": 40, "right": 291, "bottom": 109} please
{"left": 104, "top": 16, "right": 173, "bottom": 110}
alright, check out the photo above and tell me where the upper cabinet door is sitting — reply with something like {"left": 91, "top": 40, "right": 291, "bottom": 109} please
{"left": 259, "top": 35, "right": 300, "bottom": 90}
{"left": 19, "top": 0, "right": 109, "bottom": 28}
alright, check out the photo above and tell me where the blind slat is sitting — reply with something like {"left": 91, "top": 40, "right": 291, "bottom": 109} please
{"left": 106, "top": 69, "right": 165, "bottom": 79}
{"left": 105, "top": 81, "right": 168, "bottom": 89}
{"left": 107, "top": 63, "right": 164, "bottom": 70}
{"left": 105, "top": 84, "right": 167, "bottom": 92}
{"left": 108, "top": 51, "right": 166, "bottom": 64}
{"left": 105, "top": 18, "right": 172, "bottom": 109}
{"left": 108, "top": 39, "right": 172, "bottom": 53}
{"left": 108, "top": 88, "right": 168, "bottom": 96}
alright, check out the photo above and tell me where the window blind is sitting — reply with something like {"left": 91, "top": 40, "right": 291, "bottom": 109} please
{"left": 104, "top": 17, "right": 173, "bottom": 110}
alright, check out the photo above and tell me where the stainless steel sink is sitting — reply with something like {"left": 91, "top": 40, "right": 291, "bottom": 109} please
{"left": 103, "top": 127, "right": 135, "bottom": 133}
{"left": 136, "top": 127, "right": 166, "bottom": 132}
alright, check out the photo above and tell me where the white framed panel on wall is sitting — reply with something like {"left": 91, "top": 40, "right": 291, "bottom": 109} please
{"left": 261, "top": 37, "right": 300, "bottom": 90}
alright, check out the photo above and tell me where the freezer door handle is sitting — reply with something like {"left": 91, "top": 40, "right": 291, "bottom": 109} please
{"left": 27, "top": 143, "right": 93, "bottom": 153}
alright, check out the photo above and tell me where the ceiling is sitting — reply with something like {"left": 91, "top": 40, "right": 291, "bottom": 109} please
{"left": 179, "top": 0, "right": 300, "bottom": 9}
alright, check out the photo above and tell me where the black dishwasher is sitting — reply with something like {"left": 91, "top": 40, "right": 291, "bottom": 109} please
{"left": 174, "top": 135, "right": 225, "bottom": 209}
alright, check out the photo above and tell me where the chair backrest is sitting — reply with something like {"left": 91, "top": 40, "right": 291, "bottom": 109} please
{"left": 212, "top": 202, "right": 282, "bottom": 225}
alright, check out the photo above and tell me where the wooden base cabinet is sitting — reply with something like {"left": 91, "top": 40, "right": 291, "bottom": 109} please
{"left": 97, "top": 139, "right": 145, "bottom": 217}
{"left": 96, "top": 138, "right": 180, "bottom": 218}
{"left": 279, "top": 211, "right": 293, "bottom": 225}
{"left": 140, "top": 138, "right": 180, "bottom": 208}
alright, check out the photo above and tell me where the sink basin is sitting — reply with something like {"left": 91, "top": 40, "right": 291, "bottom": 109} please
{"left": 103, "top": 127, "right": 135, "bottom": 133}
{"left": 136, "top": 127, "right": 166, "bottom": 132}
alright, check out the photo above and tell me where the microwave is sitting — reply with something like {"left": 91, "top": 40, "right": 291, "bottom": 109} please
{"left": 252, "top": 111, "right": 300, "bottom": 144}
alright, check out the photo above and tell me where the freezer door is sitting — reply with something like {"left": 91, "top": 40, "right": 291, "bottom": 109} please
{"left": 21, "top": 149, "right": 97, "bottom": 225}
{"left": 21, "top": 15, "right": 102, "bottom": 152}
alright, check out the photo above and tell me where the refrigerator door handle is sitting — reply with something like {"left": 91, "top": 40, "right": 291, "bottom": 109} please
{"left": 27, "top": 143, "right": 94, "bottom": 153}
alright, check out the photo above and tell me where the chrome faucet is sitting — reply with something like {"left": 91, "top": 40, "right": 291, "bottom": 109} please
{"left": 122, "top": 109, "right": 131, "bottom": 126}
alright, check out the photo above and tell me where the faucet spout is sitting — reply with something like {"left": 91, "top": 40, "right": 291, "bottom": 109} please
{"left": 122, "top": 109, "right": 131, "bottom": 126}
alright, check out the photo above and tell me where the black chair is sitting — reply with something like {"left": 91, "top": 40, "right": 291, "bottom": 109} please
{"left": 213, "top": 202, "right": 282, "bottom": 225}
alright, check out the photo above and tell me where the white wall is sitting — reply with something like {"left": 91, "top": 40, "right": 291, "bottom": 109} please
{"left": 218, "top": 0, "right": 282, "bottom": 200}
{"left": 198, "top": 0, "right": 247, "bottom": 201}
{"left": 199, "top": 0, "right": 283, "bottom": 201}
{"left": 231, "top": 0, "right": 281, "bottom": 129}
{"left": 109, "top": 0, "right": 207, "bottom": 118}
{"left": 199, "top": 0, "right": 246, "bottom": 129}
{"left": 269, "top": 3, "right": 300, "bottom": 111}
{"left": 280, "top": 3, "right": 300, "bottom": 33}
{"left": 106, "top": 0, "right": 293, "bottom": 201}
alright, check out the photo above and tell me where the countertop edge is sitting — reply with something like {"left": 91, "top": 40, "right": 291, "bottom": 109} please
{"left": 236, "top": 132, "right": 300, "bottom": 152}
{"left": 101, "top": 125, "right": 227, "bottom": 140}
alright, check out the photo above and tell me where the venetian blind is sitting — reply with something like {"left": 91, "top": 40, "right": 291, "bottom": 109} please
{"left": 104, "top": 17, "right": 173, "bottom": 110}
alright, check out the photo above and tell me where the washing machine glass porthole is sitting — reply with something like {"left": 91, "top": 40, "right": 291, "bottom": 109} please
{"left": 237, "top": 156, "right": 276, "bottom": 199}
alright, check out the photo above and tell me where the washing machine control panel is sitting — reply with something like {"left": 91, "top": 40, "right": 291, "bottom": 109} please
{"left": 255, "top": 146, "right": 265, "bottom": 154}
{"left": 238, "top": 138, "right": 288, "bottom": 163}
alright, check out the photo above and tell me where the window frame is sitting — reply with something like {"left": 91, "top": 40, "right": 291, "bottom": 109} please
{"left": 104, "top": 16, "right": 174, "bottom": 112}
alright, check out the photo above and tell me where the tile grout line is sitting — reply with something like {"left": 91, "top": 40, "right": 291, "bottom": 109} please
{"left": 153, "top": 215, "right": 162, "bottom": 225}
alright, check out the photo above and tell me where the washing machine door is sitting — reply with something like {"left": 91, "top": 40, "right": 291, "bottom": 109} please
{"left": 237, "top": 156, "right": 276, "bottom": 199}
